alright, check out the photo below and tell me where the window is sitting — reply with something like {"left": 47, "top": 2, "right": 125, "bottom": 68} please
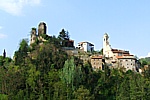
{"left": 118, "top": 53, "right": 122, "bottom": 56}
{"left": 131, "top": 63, "right": 132, "bottom": 65}
{"left": 126, "top": 60, "right": 128, "bottom": 61}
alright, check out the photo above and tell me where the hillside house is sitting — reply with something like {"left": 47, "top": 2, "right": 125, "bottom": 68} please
{"left": 77, "top": 42, "right": 94, "bottom": 52}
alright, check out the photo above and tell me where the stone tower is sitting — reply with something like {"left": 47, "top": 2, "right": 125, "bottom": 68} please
{"left": 38, "top": 22, "right": 47, "bottom": 36}
{"left": 103, "top": 33, "right": 113, "bottom": 57}
{"left": 30, "top": 28, "right": 37, "bottom": 44}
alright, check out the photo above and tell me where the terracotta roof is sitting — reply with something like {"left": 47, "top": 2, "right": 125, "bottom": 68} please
{"left": 112, "top": 49, "right": 118, "bottom": 51}
{"left": 112, "top": 49, "right": 129, "bottom": 54}
{"left": 91, "top": 55, "right": 103, "bottom": 59}
{"left": 124, "top": 54, "right": 134, "bottom": 56}
{"left": 116, "top": 56, "right": 123, "bottom": 59}
{"left": 116, "top": 55, "right": 136, "bottom": 59}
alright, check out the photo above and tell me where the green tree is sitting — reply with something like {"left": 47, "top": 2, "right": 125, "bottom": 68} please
{"left": 144, "top": 78, "right": 150, "bottom": 99}
{"left": 60, "top": 57, "right": 76, "bottom": 99}
{"left": 26, "top": 64, "right": 40, "bottom": 99}
{"left": 47, "top": 68, "right": 60, "bottom": 100}
{"left": 58, "top": 29, "right": 70, "bottom": 47}
{"left": 53, "top": 81, "right": 67, "bottom": 100}
{"left": 0, "top": 56, "right": 12, "bottom": 66}
{"left": 58, "top": 29, "right": 69, "bottom": 41}
{"left": 73, "top": 85, "right": 94, "bottom": 100}
{"left": 99, "top": 48, "right": 103, "bottom": 55}
{"left": 14, "top": 39, "right": 29, "bottom": 65}
{"left": 129, "top": 73, "right": 145, "bottom": 100}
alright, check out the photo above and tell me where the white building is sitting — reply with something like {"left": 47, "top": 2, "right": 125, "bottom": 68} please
{"left": 103, "top": 33, "right": 114, "bottom": 58}
{"left": 78, "top": 42, "right": 94, "bottom": 52}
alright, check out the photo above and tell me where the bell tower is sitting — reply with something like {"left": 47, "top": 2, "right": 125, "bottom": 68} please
{"left": 103, "top": 33, "right": 113, "bottom": 57}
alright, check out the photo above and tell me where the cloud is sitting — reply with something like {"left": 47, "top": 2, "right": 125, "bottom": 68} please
{"left": 146, "top": 52, "right": 150, "bottom": 57}
{"left": 0, "top": 0, "right": 41, "bottom": 16}
{"left": 140, "top": 52, "right": 150, "bottom": 58}
{"left": 0, "top": 33, "right": 7, "bottom": 39}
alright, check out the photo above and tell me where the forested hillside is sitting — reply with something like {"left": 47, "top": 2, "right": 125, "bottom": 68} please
{"left": 140, "top": 57, "right": 150, "bottom": 67}
{"left": 0, "top": 30, "right": 150, "bottom": 100}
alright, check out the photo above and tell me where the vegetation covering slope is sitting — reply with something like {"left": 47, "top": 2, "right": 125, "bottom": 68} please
{"left": 0, "top": 29, "right": 150, "bottom": 100}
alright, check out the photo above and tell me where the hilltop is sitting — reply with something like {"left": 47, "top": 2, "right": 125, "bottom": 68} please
{"left": 0, "top": 22, "right": 150, "bottom": 99}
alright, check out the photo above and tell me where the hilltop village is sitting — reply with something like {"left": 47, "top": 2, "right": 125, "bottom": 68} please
{"left": 30, "top": 22, "right": 140, "bottom": 72}
{"left": 2, "top": 21, "right": 150, "bottom": 99}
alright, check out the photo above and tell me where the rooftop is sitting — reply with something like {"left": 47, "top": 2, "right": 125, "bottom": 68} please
{"left": 116, "top": 55, "right": 136, "bottom": 59}
{"left": 78, "top": 41, "right": 94, "bottom": 46}
{"left": 91, "top": 55, "right": 103, "bottom": 59}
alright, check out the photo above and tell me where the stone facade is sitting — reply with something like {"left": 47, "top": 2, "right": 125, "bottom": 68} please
{"left": 117, "top": 56, "right": 136, "bottom": 71}
{"left": 91, "top": 33, "right": 138, "bottom": 71}
{"left": 30, "top": 28, "right": 37, "bottom": 44}
{"left": 91, "top": 55, "right": 103, "bottom": 70}
{"left": 30, "top": 22, "right": 47, "bottom": 45}
{"left": 38, "top": 22, "right": 47, "bottom": 35}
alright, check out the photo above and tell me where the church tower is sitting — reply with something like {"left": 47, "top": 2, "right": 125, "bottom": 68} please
{"left": 103, "top": 33, "right": 113, "bottom": 57}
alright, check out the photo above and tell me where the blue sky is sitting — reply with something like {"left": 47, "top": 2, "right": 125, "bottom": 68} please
{"left": 0, "top": 0, "right": 150, "bottom": 58}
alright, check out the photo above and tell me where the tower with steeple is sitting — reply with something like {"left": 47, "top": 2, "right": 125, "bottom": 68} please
{"left": 103, "top": 33, "right": 113, "bottom": 57}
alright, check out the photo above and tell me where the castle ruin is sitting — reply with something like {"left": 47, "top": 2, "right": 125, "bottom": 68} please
{"left": 30, "top": 22, "right": 47, "bottom": 45}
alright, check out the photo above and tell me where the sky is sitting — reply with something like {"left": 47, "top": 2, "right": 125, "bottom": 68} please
{"left": 0, "top": 0, "right": 150, "bottom": 58}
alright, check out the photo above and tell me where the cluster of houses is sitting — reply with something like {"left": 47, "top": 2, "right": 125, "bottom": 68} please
{"left": 91, "top": 33, "right": 140, "bottom": 72}
{"left": 30, "top": 22, "right": 140, "bottom": 72}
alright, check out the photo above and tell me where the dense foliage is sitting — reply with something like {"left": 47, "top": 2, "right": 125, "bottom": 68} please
{"left": 1, "top": 30, "right": 150, "bottom": 100}
{"left": 140, "top": 57, "right": 150, "bottom": 67}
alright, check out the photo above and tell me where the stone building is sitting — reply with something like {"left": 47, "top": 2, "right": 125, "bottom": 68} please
{"left": 91, "top": 55, "right": 103, "bottom": 70}
{"left": 30, "top": 28, "right": 37, "bottom": 44}
{"left": 30, "top": 22, "right": 47, "bottom": 45}
{"left": 38, "top": 22, "right": 47, "bottom": 35}
{"left": 91, "top": 33, "right": 138, "bottom": 71}
{"left": 116, "top": 55, "right": 136, "bottom": 71}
